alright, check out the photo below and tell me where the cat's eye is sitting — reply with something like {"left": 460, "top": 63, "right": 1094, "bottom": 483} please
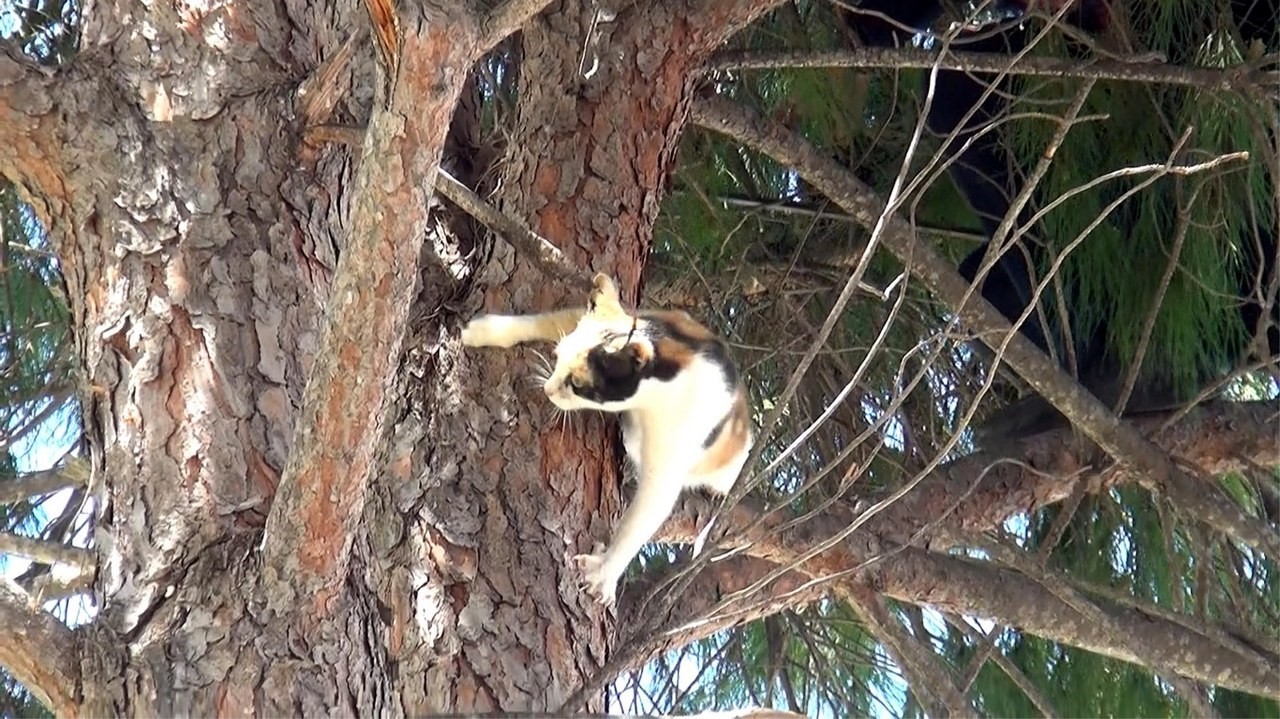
{"left": 568, "top": 376, "right": 585, "bottom": 390}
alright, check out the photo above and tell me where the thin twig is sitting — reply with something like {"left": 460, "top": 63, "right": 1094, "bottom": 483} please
{"left": 711, "top": 47, "right": 1280, "bottom": 99}
{"left": 850, "top": 588, "right": 972, "bottom": 717}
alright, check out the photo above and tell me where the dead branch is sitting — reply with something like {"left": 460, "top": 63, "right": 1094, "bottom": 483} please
{"left": 943, "top": 613, "right": 1058, "bottom": 718}
{"left": 298, "top": 126, "right": 593, "bottom": 291}
{"left": 878, "top": 399, "right": 1280, "bottom": 549}
{"left": 0, "top": 577, "right": 79, "bottom": 716}
{"left": 690, "top": 94, "right": 1278, "bottom": 560}
{"left": 24, "top": 565, "right": 94, "bottom": 604}
{"left": 435, "top": 170, "right": 591, "bottom": 291}
{"left": 712, "top": 47, "right": 1280, "bottom": 99}
{"left": 613, "top": 557, "right": 827, "bottom": 676}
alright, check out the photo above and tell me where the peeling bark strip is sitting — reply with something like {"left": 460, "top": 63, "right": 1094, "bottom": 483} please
{"left": 260, "top": 7, "right": 480, "bottom": 622}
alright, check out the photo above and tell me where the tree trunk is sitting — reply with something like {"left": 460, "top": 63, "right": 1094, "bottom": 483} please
{"left": 1, "top": 0, "right": 782, "bottom": 714}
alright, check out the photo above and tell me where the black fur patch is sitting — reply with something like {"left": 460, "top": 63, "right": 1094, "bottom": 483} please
{"left": 571, "top": 314, "right": 743, "bottom": 404}
{"left": 702, "top": 410, "right": 731, "bottom": 449}
{"left": 573, "top": 345, "right": 646, "bottom": 404}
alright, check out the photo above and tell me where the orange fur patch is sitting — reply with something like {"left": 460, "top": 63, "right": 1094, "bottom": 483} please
{"left": 692, "top": 388, "right": 751, "bottom": 477}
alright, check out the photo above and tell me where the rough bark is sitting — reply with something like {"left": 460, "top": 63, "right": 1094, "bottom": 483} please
{"left": 257, "top": 2, "right": 479, "bottom": 630}
{"left": 426, "top": 0, "right": 786, "bottom": 710}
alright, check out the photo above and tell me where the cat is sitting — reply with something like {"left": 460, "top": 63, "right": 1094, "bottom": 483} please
{"left": 461, "top": 273, "right": 753, "bottom": 606}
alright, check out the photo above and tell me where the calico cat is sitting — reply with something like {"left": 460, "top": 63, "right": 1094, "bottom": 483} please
{"left": 461, "top": 274, "right": 753, "bottom": 606}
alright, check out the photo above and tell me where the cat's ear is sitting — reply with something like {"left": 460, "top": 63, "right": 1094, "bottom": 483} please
{"left": 620, "top": 341, "right": 654, "bottom": 369}
{"left": 587, "top": 273, "right": 627, "bottom": 318}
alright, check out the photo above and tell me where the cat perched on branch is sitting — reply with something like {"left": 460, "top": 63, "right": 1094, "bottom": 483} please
{"left": 461, "top": 274, "right": 753, "bottom": 606}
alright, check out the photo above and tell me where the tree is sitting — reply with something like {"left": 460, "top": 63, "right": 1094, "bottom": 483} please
{"left": 1, "top": 0, "right": 1278, "bottom": 717}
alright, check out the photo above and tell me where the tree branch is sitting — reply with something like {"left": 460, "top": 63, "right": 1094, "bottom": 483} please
{"left": 0, "top": 577, "right": 79, "bottom": 716}
{"left": 879, "top": 548, "right": 1279, "bottom": 700}
{"left": 0, "top": 458, "right": 90, "bottom": 505}
{"left": 434, "top": 170, "right": 591, "bottom": 291}
{"left": 653, "top": 494, "right": 1280, "bottom": 698}
{"left": 873, "top": 399, "right": 1280, "bottom": 550}
{"left": 0, "top": 531, "right": 93, "bottom": 570}
{"left": 260, "top": 4, "right": 482, "bottom": 625}
{"left": 712, "top": 47, "right": 1280, "bottom": 99}
{"left": 480, "top": 0, "right": 556, "bottom": 49}
{"left": 615, "top": 557, "right": 827, "bottom": 674}
{"left": 690, "top": 95, "right": 1277, "bottom": 560}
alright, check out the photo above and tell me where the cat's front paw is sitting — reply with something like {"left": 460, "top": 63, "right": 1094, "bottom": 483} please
{"left": 461, "top": 315, "right": 519, "bottom": 348}
{"left": 573, "top": 552, "right": 618, "bottom": 607}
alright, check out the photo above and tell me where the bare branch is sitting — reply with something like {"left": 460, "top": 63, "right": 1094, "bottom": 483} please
{"left": 616, "top": 557, "right": 827, "bottom": 670}
{"left": 711, "top": 47, "right": 1280, "bottom": 99}
{"left": 0, "top": 577, "right": 79, "bottom": 716}
{"left": 944, "top": 613, "right": 1059, "bottom": 718}
{"left": 0, "top": 456, "right": 90, "bottom": 506}
{"left": 690, "top": 95, "right": 1275, "bottom": 559}
{"left": 847, "top": 588, "right": 972, "bottom": 717}
{"left": 653, "top": 494, "right": 1280, "bottom": 698}
{"left": 0, "top": 531, "right": 93, "bottom": 569}
{"left": 435, "top": 170, "right": 591, "bottom": 291}
{"left": 24, "top": 566, "right": 93, "bottom": 604}
{"left": 877, "top": 399, "right": 1280, "bottom": 549}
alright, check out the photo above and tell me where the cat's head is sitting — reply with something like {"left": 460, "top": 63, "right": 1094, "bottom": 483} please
{"left": 544, "top": 274, "right": 660, "bottom": 412}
